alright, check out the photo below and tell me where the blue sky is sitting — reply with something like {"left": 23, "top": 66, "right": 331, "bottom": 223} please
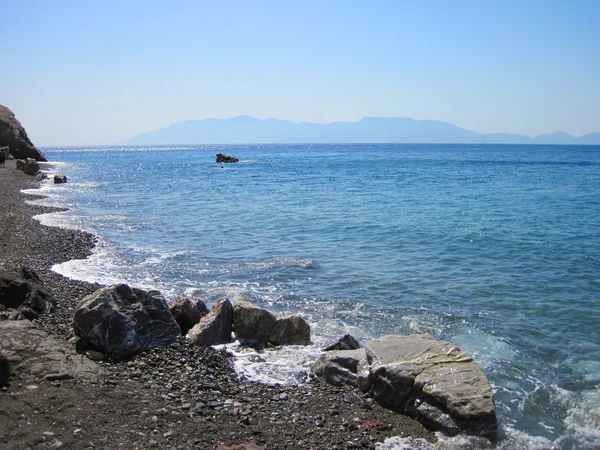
{"left": 2, "top": 0, "right": 599, "bottom": 146}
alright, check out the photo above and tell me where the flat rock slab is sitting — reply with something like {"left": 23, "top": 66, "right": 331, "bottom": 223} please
{"left": 0, "top": 320, "right": 102, "bottom": 383}
{"left": 366, "top": 334, "right": 497, "bottom": 440}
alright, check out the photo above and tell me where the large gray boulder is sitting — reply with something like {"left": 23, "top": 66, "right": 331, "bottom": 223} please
{"left": 310, "top": 348, "right": 365, "bottom": 387}
{"left": 0, "top": 267, "right": 51, "bottom": 320}
{"left": 233, "top": 301, "right": 311, "bottom": 345}
{"left": 169, "top": 297, "right": 209, "bottom": 335}
{"left": 73, "top": 284, "right": 181, "bottom": 359}
{"left": 0, "top": 105, "right": 46, "bottom": 161}
{"left": 186, "top": 298, "right": 233, "bottom": 346}
{"left": 366, "top": 335, "right": 497, "bottom": 440}
{"left": 22, "top": 158, "right": 40, "bottom": 175}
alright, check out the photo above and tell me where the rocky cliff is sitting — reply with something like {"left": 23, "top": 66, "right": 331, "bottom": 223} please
{"left": 0, "top": 105, "right": 46, "bottom": 161}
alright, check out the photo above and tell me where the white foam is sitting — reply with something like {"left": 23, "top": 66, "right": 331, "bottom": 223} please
{"left": 569, "top": 359, "right": 600, "bottom": 383}
{"left": 216, "top": 339, "right": 321, "bottom": 385}
{"left": 497, "top": 427, "right": 554, "bottom": 449}
{"left": 557, "top": 387, "right": 600, "bottom": 449}
{"left": 377, "top": 433, "right": 493, "bottom": 450}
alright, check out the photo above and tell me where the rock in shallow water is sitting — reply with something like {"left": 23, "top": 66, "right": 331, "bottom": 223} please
{"left": 311, "top": 333, "right": 497, "bottom": 441}
{"left": 232, "top": 300, "right": 310, "bottom": 345}
{"left": 169, "top": 296, "right": 209, "bottom": 335}
{"left": 323, "top": 333, "right": 361, "bottom": 351}
{"left": 366, "top": 334, "right": 497, "bottom": 441}
{"left": 186, "top": 297, "right": 233, "bottom": 346}
{"left": 73, "top": 284, "right": 181, "bottom": 359}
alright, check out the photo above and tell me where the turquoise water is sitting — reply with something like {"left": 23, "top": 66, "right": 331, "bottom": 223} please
{"left": 31, "top": 144, "right": 600, "bottom": 448}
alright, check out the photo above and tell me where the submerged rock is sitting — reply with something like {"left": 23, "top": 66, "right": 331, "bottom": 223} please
{"left": 216, "top": 153, "right": 239, "bottom": 163}
{"left": 233, "top": 300, "right": 311, "bottom": 345}
{"left": 53, "top": 174, "right": 67, "bottom": 184}
{"left": 0, "top": 105, "right": 46, "bottom": 161}
{"left": 73, "top": 284, "right": 181, "bottom": 359}
{"left": 186, "top": 298, "right": 233, "bottom": 346}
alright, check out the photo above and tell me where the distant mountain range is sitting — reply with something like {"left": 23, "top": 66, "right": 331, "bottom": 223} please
{"left": 125, "top": 116, "right": 600, "bottom": 145}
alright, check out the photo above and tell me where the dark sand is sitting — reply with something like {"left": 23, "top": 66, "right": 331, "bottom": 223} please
{"left": 0, "top": 159, "right": 435, "bottom": 449}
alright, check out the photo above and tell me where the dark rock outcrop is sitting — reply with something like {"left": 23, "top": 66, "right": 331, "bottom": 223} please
{"left": 233, "top": 301, "right": 311, "bottom": 345}
{"left": 323, "top": 333, "right": 361, "bottom": 351}
{"left": 0, "top": 267, "right": 51, "bottom": 320}
{"left": 169, "top": 297, "right": 209, "bottom": 335}
{"left": 73, "top": 284, "right": 181, "bottom": 359}
{"left": 53, "top": 174, "right": 67, "bottom": 184}
{"left": 216, "top": 153, "right": 239, "bottom": 163}
{"left": 0, "top": 105, "right": 46, "bottom": 161}
{"left": 0, "top": 320, "right": 102, "bottom": 383}
{"left": 186, "top": 298, "right": 233, "bottom": 346}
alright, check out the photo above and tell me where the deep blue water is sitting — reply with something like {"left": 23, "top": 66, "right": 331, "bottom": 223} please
{"left": 30, "top": 144, "right": 600, "bottom": 448}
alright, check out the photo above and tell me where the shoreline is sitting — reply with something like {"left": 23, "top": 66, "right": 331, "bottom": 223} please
{"left": 0, "top": 158, "right": 437, "bottom": 449}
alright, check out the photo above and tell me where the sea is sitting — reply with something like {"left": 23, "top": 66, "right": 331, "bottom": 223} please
{"left": 24, "top": 144, "right": 600, "bottom": 449}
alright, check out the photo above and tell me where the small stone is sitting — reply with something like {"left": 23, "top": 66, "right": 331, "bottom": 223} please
{"left": 86, "top": 350, "right": 104, "bottom": 361}
{"left": 43, "top": 431, "right": 55, "bottom": 437}
{"left": 240, "top": 416, "right": 251, "bottom": 425}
